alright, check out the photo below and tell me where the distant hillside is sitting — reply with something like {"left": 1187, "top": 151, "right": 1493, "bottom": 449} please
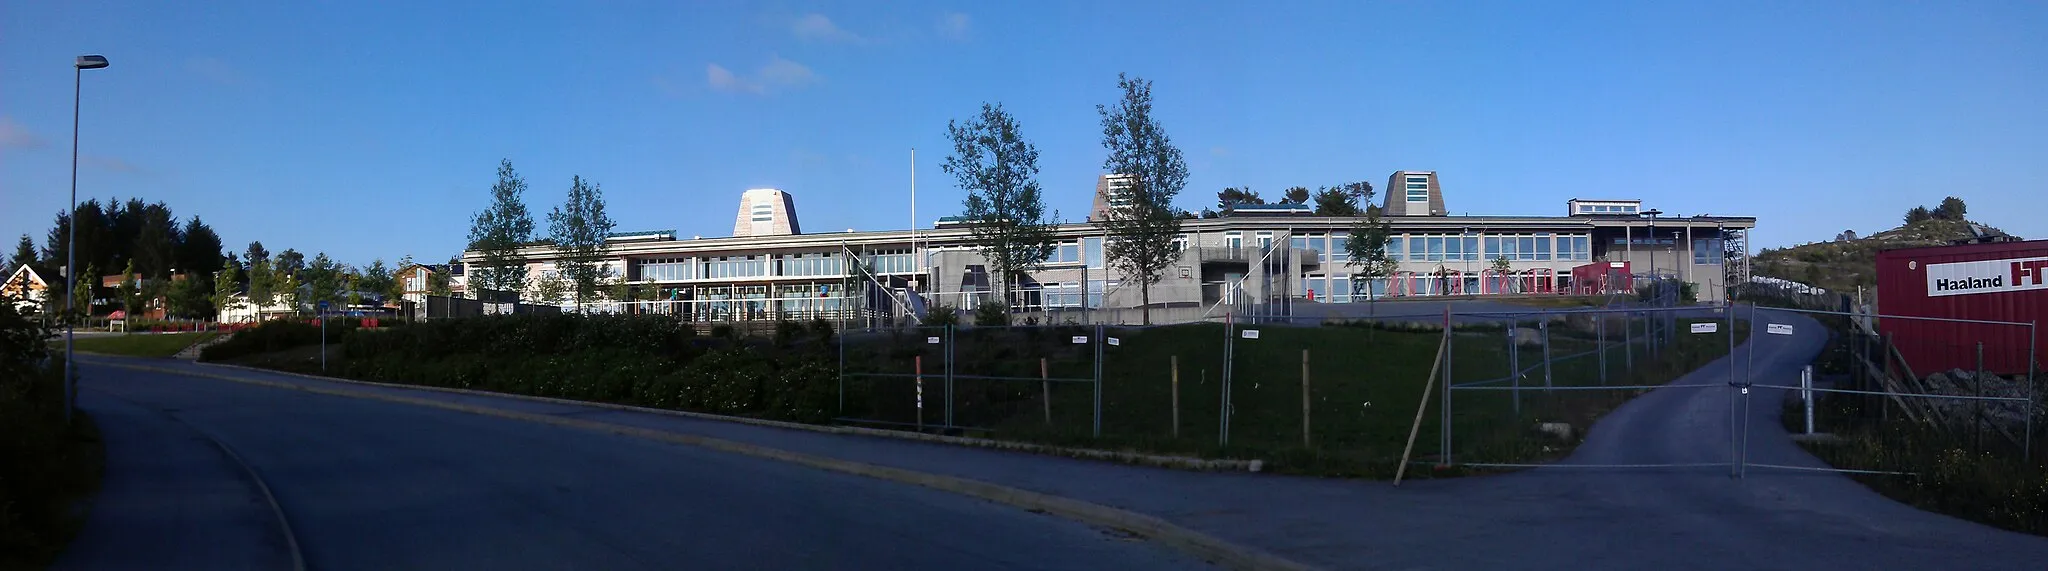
{"left": 1753, "top": 218, "right": 2018, "bottom": 295}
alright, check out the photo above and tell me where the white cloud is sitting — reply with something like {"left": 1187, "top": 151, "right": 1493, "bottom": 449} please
{"left": 939, "top": 12, "right": 971, "bottom": 40}
{"left": 792, "top": 13, "right": 863, "bottom": 43}
{"left": 707, "top": 56, "right": 818, "bottom": 95}
{"left": 0, "top": 116, "right": 44, "bottom": 150}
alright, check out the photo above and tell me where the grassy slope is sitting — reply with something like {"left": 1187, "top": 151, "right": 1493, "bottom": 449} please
{"left": 1753, "top": 218, "right": 2011, "bottom": 293}
{"left": 845, "top": 317, "right": 1744, "bottom": 477}
{"left": 68, "top": 331, "right": 220, "bottom": 357}
{"left": 0, "top": 375, "right": 107, "bottom": 569}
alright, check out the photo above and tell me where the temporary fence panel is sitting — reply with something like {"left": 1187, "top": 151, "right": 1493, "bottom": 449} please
{"left": 945, "top": 323, "right": 1102, "bottom": 436}
{"left": 836, "top": 325, "right": 954, "bottom": 432}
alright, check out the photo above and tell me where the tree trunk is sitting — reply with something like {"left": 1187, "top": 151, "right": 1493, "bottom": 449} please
{"left": 1141, "top": 282, "right": 1152, "bottom": 325}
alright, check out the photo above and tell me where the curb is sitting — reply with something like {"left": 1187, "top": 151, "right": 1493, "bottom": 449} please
{"left": 193, "top": 362, "right": 1264, "bottom": 473}
{"left": 98, "top": 360, "right": 1313, "bottom": 571}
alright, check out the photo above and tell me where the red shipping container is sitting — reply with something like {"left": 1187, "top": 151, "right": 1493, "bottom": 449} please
{"left": 1571, "top": 261, "right": 1631, "bottom": 296}
{"left": 1874, "top": 240, "right": 2048, "bottom": 376}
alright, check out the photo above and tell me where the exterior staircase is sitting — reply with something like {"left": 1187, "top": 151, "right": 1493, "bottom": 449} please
{"left": 174, "top": 332, "right": 235, "bottom": 360}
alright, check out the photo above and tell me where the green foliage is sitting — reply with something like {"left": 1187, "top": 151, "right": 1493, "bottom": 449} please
{"left": 213, "top": 262, "right": 245, "bottom": 318}
{"left": 1347, "top": 208, "right": 1398, "bottom": 290}
{"left": 116, "top": 260, "right": 140, "bottom": 314}
{"left": 200, "top": 319, "right": 332, "bottom": 361}
{"left": 165, "top": 272, "right": 213, "bottom": 319}
{"left": 469, "top": 159, "right": 537, "bottom": 299}
{"left": 0, "top": 301, "right": 101, "bottom": 569}
{"left": 973, "top": 301, "right": 1011, "bottom": 326}
{"left": 924, "top": 304, "right": 960, "bottom": 326}
{"left": 1310, "top": 183, "right": 1368, "bottom": 217}
{"left": 945, "top": 102, "right": 1058, "bottom": 304}
{"left": 1934, "top": 196, "right": 1967, "bottom": 221}
{"left": 1490, "top": 255, "right": 1513, "bottom": 274}
{"left": 9, "top": 234, "right": 35, "bottom": 271}
{"left": 1280, "top": 186, "right": 1310, "bottom": 204}
{"left": 1216, "top": 186, "right": 1263, "bottom": 211}
{"left": 1097, "top": 73, "right": 1189, "bottom": 324}
{"left": 546, "top": 174, "right": 616, "bottom": 308}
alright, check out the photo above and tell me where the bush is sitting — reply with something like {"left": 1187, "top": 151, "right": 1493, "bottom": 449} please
{"left": 1, "top": 301, "right": 101, "bottom": 568}
{"left": 925, "top": 304, "right": 959, "bottom": 326}
{"left": 200, "top": 319, "right": 331, "bottom": 361}
{"left": 974, "top": 302, "right": 1010, "bottom": 326}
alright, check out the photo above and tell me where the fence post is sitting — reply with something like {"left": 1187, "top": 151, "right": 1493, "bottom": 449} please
{"left": 1802, "top": 365, "right": 1815, "bottom": 435}
{"left": 1977, "top": 341, "right": 1986, "bottom": 452}
{"left": 1541, "top": 319, "right": 1553, "bottom": 391}
{"left": 915, "top": 354, "right": 924, "bottom": 432}
{"left": 1042, "top": 357, "right": 1052, "bottom": 426}
{"left": 1597, "top": 312, "right": 1608, "bottom": 386}
{"left": 1625, "top": 312, "right": 1635, "bottom": 373}
{"left": 2027, "top": 322, "right": 2037, "bottom": 464}
{"left": 1508, "top": 319, "right": 1521, "bottom": 417}
{"left": 1093, "top": 323, "right": 1104, "bottom": 439}
{"left": 1302, "top": 348, "right": 1312, "bottom": 448}
{"left": 1443, "top": 315, "right": 1456, "bottom": 465}
{"left": 1170, "top": 355, "right": 1180, "bottom": 438}
{"left": 837, "top": 319, "right": 846, "bottom": 415}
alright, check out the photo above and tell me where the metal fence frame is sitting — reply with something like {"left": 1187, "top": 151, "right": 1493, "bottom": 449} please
{"left": 1739, "top": 305, "right": 2039, "bottom": 475}
{"left": 833, "top": 323, "right": 1106, "bottom": 436}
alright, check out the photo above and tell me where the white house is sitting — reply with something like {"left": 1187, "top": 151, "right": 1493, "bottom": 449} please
{"left": 3, "top": 265, "right": 51, "bottom": 314}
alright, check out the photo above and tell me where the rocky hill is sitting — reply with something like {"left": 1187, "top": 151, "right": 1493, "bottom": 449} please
{"left": 1753, "top": 218, "right": 2017, "bottom": 295}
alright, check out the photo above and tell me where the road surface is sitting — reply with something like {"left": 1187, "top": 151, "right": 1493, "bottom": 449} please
{"left": 57, "top": 360, "right": 1212, "bottom": 571}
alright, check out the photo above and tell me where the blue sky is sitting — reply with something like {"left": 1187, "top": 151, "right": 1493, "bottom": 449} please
{"left": 3, "top": 0, "right": 2043, "bottom": 267}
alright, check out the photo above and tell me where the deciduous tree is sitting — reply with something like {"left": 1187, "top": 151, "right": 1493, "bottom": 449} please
{"left": 470, "top": 160, "right": 537, "bottom": 300}
{"left": 546, "top": 175, "right": 617, "bottom": 310}
{"left": 943, "top": 102, "right": 1059, "bottom": 307}
{"left": 1097, "top": 73, "right": 1190, "bottom": 325}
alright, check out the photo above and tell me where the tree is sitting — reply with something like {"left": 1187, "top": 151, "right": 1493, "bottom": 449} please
{"left": 214, "top": 262, "right": 246, "bottom": 321}
{"left": 1097, "top": 73, "right": 1190, "bottom": 325}
{"left": 244, "top": 241, "right": 270, "bottom": 267}
{"left": 274, "top": 272, "right": 302, "bottom": 313}
{"left": 1490, "top": 255, "right": 1513, "bottom": 274}
{"left": 274, "top": 249, "right": 306, "bottom": 277}
{"left": 304, "top": 253, "right": 343, "bottom": 306}
{"left": 117, "top": 259, "right": 141, "bottom": 314}
{"left": 1216, "top": 187, "right": 1263, "bottom": 211}
{"left": 943, "top": 102, "right": 1059, "bottom": 308}
{"left": 10, "top": 234, "right": 36, "bottom": 270}
{"left": 1933, "top": 196, "right": 1968, "bottom": 221}
{"left": 470, "top": 159, "right": 537, "bottom": 301}
{"left": 1346, "top": 207, "right": 1398, "bottom": 302}
{"left": 533, "top": 271, "right": 568, "bottom": 305}
{"left": 546, "top": 175, "right": 617, "bottom": 310}
{"left": 385, "top": 255, "right": 413, "bottom": 302}
{"left": 166, "top": 273, "right": 213, "bottom": 319}
{"left": 1280, "top": 186, "right": 1310, "bottom": 205}
{"left": 1311, "top": 186, "right": 1362, "bottom": 217}
{"left": 428, "top": 268, "right": 452, "bottom": 298}
{"left": 72, "top": 263, "right": 97, "bottom": 317}
{"left": 360, "top": 260, "right": 393, "bottom": 305}
{"left": 1904, "top": 206, "right": 1933, "bottom": 224}
{"left": 176, "top": 216, "right": 225, "bottom": 278}
{"left": 131, "top": 201, "right": 179, "bottom": 278}
{"left": 247, "top": 258, "right": 275, "bottom": 308}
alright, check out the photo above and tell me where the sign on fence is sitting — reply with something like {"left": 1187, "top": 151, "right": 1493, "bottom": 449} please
{"left": 1766, "top": 323, "right": 1795, "bottom": 335}
{"left": 926, "top": 336, "right": 941, "bottom": 344}
{"left": 1690, "top": 322, "right": 1719, "bottom": 334}
{"left": 1107, "top": 337, "right": 1121, "bottom": 346}
{"left": 1071, "top": 336, "right": 1089, "bottom": 344}
{"left": 1241, "top": 329, "right": 1261, "bottom": 339}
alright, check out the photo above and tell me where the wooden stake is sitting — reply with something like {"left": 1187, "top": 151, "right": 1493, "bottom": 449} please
{"left": 1171, "top": 355, "right": 1181, "bottom": 438}
{"left": 915, "top": 355, "right": 925, "bottom": 432}
{"left": 1395, "top": 326, "right": 1453, "bottom": 486}
{"left": 1041, "top": 357, "right": 1051, "bottom": 425}
{"left": 1302, "top": 349, "right": 1312, "bottom": 448}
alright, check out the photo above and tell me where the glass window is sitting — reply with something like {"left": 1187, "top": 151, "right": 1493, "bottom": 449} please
{"left": 1330, "top": 276, "right": 1351, "bottom": 303}
{"left": 1443, "top": 236, "right": 1462, "bottom": 259}
{"left": 1084, "top": 237, "right": 1104, "bottom": 269}
{"left": 1225, "top": 232, "right": 1243, "bottom": 250}
{"left": 1172, "top": 234, "right": 1188, "bottom": 251}
{"left": 1255, "top": 231, "right": 1274, "bottom": 249}
{"left": 1331, "top": 235, "right": 1351, "bottom": 261}
{"left": 1534, "top": 234, "right": 1552, "bottom": 261}
{"left": 1462, "top": 237, "right": 1479, "bottom": 261}
{"left": 1623, "top": 205, "right": 1638, "bottom": 214}
{"left": 1426, "top": 237, "right": 1445, "bottom": 261}
{"left": 1054, "top": 242, "right": 1079, "bottom": 264}
{"left": 1693, "top": 238, "right": 1725, "bottom": 265}
{"left": 1406, "top": 236, "right": 1423, "bottom": 261}
{"left": 1575, "top": 236, "right": 1591, "bottom": 261}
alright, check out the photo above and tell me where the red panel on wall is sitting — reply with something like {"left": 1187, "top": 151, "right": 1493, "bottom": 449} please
{"left": 1874, "top": 240, "right": 2048, "bottom": 375}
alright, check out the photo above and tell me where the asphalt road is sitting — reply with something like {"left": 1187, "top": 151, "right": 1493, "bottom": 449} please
{"left": 53, "top": 306, "right": 2048, "bottom": 570}
{"left": 57, "top": 362, "right": 1212, "bottom": 571}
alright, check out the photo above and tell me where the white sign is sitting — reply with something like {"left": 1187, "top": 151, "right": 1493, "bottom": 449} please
{"left": 1925, "top": 256, "right": 2048, "bottom": 297}
{"left": 1766, "top": 323, "right": 1795, "bottom": 335}
{"left": 927, "top": 336, "right": 941, "bottom": 344}
{"left": 1072, "top": 336, "right": 1090, "bottom": 344}
{"left": 1690, "top": 322, "right": 1719, "bottom": 334}
{"left": 1241, "top": 329, "right": 1261, "bottom": 339}
{"left": 1107, "top": 337, "right": 1121, "bottom": 346}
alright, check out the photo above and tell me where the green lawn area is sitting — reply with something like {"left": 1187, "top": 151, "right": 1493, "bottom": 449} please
{"left": 67, "top": 331, "right": 221, "bottom": 357}
{"left": 842, "top": 313, "right": 1746, "bottom": 477}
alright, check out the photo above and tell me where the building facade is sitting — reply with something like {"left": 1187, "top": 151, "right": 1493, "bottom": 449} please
{"left": 463, "top": 171, "right": 1755, "bottom": 324}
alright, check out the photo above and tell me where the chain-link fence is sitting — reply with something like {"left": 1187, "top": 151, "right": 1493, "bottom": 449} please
{"left": 1740, "top": 306, "right": 2040, "bottom": 477}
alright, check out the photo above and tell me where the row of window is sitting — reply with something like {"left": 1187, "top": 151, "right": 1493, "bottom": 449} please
{"left": 1576, "top": 204, "right": 1640, "bottom": 214}
{"left": 1405, "top": 175, "right": 1429, "bottom": 203}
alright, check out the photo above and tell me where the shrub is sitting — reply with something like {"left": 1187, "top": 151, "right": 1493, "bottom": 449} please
{"left": 200, "top": 319, "right": 332, "bottom": 361}
{"left": 974, "top": 302, "right": 1010, "bottom": 326}
{"left": 925, "top": 304, "right": 959, "bottom": 326}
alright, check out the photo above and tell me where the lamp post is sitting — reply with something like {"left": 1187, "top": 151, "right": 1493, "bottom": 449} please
{"left": 66, "top": 54, "right": 109, "bottom": 426}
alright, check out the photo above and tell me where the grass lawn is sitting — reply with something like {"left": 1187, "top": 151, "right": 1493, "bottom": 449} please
{"left": 66, "top": 331, "right": 221, "bottom": 357}
{"left": 842, "top": 313, "right": 1746, "bottom": 477}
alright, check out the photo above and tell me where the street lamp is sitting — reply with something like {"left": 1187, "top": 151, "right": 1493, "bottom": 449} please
{"left": 66, "top": 54, "right": 109, "bottom": 426}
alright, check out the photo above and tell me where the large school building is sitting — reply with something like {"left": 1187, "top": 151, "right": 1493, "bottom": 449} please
{"left": 460, "top": 171, "right": 1755, "bottom": 324}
